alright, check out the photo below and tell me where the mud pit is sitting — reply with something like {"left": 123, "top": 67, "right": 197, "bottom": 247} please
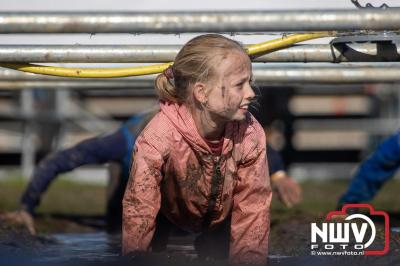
{"left": 1, "top": 179, "right": 400, "bottom": 265}
{"left": 1, "top": 211, "right": 399, "bottom": 266}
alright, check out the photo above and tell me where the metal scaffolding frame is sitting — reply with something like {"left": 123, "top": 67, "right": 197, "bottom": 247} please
{"left": 1, "top": 10, "right": 400, "bottom": 33}
{"left": 2, "top": 65, "right": 400, "bottom": 85}
{"left": 0, "top": 43, "right": 399, "bottom": 63}
{"left": 2, "top": 9, "right": 400, "bottom": 177}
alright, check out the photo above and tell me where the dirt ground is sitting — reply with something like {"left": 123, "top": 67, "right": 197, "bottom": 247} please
{"left": 1, "top": 178, "right": 400, "bottom": 265}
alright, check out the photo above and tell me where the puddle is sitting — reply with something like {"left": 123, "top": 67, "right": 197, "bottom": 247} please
{"left": 35, "top": 232, "right": 120, "bottom": 262}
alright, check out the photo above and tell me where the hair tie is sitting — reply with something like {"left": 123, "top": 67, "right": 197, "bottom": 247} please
{"left": 163, "top": 65, "right": 174, "bottom": 80}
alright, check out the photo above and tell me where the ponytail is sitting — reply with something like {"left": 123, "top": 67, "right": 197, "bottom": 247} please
{"left": 155, "top": 73, "right": 179, "bottom": 103}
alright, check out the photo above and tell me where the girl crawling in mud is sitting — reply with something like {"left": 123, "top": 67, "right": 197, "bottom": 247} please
{"left": 122, "top": 34, "right": 271, "bottom": 265}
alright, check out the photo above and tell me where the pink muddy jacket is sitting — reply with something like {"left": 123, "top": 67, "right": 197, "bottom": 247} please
{"left": 122, "top": 101, "right": 271, "bottom": 265}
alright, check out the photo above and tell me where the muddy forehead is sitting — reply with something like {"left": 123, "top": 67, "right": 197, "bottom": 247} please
{"left": 220, "top": 52, "right": 252, "bottom": 82}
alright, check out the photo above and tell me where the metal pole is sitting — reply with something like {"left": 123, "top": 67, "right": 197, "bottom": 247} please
{"left": 2, "top": 65, "right": 400, "bottom": 85}
{"left": 21, "top": 89, "right": 35, "bottom": 179}
{"left": 252, "top": 66, "right": 400, "bottom": 84}
{"left": 258, "top": 43, "right": 400, "bottom": 63}
{"left": 1, "top": 43, "right": 399, "bottom": 63}
{"left": 54, "top": 89, "right": 68, "bottom": 150}
{"left": 1, "top": 10, "right": 400, "bottom": 33}
{"left": 0, "top": 45, "right": 180, "bottom": 63}
{"left": 3, "top": 65, "right": 400, "bottom": 84}
{"left": 295, "top": 118, "right": 399, "bottom": 134}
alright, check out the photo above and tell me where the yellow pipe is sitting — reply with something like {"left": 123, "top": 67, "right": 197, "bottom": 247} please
{"left": 0, "top": 32, "right": 335, "bottom": 78}
{"left": 0, "top": 62, "right": 174, "bottom": 78}
{"left": 246, "top": 31, "right": 335, "bottom": 56}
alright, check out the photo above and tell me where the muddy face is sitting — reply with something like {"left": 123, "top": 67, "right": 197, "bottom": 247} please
{"left": 205, "top": 51, "right": 254, "bottom": 122}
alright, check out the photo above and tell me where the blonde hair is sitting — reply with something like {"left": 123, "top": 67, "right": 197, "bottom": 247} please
{"left": 155, "top": 34, "right": 248, "bottom": 104}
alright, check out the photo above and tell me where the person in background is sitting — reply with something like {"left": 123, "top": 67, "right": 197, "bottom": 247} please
{"left": 337, "top": 131, "right": 400, "bottom": 209}
{"left": 0, "top": 110, "right": 156, "bottom": 234}
{"left": 268, "top": 144, "right": 301, "bottom": 208}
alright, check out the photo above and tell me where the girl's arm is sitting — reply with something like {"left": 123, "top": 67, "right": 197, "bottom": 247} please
{"left": 122, "top": 133, "right": 164, "bottom": 255}
{"left": 230, "top": 123, "right": 272, "bottom": 266}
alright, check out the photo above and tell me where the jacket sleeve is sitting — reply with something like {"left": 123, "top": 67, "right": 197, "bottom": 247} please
{"left": 230, "top": 124, "right": 272, "bottom": 266}
{"left": 338, "top": 132, "right": 400, "bottom": 207}
{"left": 122, "top": 132, "right": 164, "bottom": 255}
{"left": 21, "top": 130, "right": 126, "bottom": 214}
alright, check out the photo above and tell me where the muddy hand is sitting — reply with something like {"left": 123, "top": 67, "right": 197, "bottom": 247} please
{"left": 272, "top": 172, "right": 302, "bottom": 208}
{"left": 0, "top": 209, "right": 36, "bottom": 235}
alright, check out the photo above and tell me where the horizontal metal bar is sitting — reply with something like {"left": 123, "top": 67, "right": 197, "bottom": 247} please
{"left": 295, "top": 118, "right": 399, "bottom": 134}
{"left": 0, "top": 45, "right": 179, "bottom": 63}
{"left": 253, "top": 66, "right": 400, "bottom": 84}
{"left": 2, "top": 65, "right": 400, "bottom": 86}
{"left": 1, "top": 43, "right": 400, "bottom": 63}
{"left": 1, "top": 10, "right": 400, "bottom": 33}
{"left": 260, "top": 43, "right": 400, "bottom": 63}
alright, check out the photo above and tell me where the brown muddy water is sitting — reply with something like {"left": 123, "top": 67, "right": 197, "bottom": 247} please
{"left": 1, "top": 213, "right": 399, "bottom": 266}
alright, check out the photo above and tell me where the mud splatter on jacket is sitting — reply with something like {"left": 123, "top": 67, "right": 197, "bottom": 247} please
{"left": 122, "top": 101, "right": 271, "bottom": 265}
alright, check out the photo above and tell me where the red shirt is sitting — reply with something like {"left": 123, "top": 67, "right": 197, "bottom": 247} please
{"left": 204, "top": 138, "right": 223, "bottom": 155}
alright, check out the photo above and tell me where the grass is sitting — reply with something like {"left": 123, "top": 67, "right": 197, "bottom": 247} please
{"left": 2, "top": 177, "right": 400, "bottom": 216}
{"left": 0, "top": 177, "right": 105, "bottom": 216}
{"left": 272, "top": 179, "right": 400, "bottom": 216}
{"left": 1, "top": 177, "right": 400, "bottom": 233}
